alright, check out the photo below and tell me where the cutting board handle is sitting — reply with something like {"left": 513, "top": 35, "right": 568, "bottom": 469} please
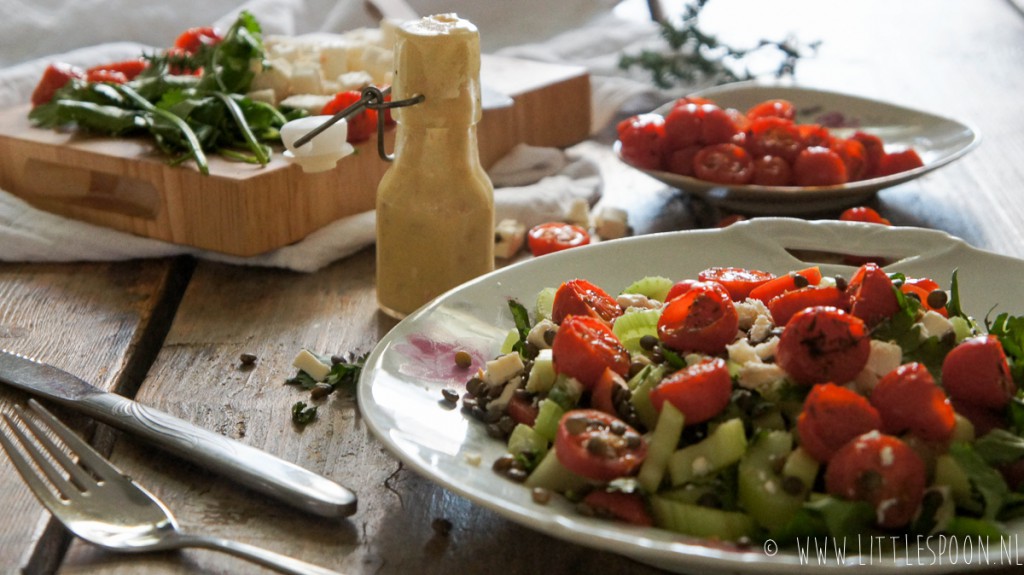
{"left": 20, "top": 158, "right": 160, "bottom": 219}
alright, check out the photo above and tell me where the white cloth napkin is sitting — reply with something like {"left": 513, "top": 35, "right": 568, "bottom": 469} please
{"left": 0, "top": 2, "right": 670, "bottom": 272}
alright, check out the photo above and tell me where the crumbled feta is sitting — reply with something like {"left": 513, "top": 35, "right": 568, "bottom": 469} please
{"left": 463, "top": 452, "right": 483, "bottom": 466}
{"left": 852, "top": 339, "right": 904, "bottom": 392}
{"left": 526, "top": 320, "right": 558, "bottom": 350}
{"left": 753, "top": 337, "right": 778, "bottom": 361}
{"left": 483, "top": 353, "right": 525, "bottom": 386}
{"left": 727, "top": 340, "right": 761, "bottom": 366}
{"left": 616, "top": 292, "right": 658, "bottom": 311}
{"left": 918, "top": 310, "right": 954, "bottom": 340}
{"left": 565, "top": 198, "right": 591, "bottom": 228}
{"left": 736, "top": 298, "right": 771, "bottom": 331}
{"left": 737, "top": 363, "right": 787, "bottom": 396}
{"left": 748, "top": 313, "right": 774, "bottom": 344}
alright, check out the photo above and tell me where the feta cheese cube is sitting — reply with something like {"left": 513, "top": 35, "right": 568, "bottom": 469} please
{"left": 494, "top": 219, "right": 526, "bottom": 259}
{"left": 292, "top": 349, "right": 331, "bottom": 382}
{"left": 594, "top": 206, "right": 629, "bottom": 240}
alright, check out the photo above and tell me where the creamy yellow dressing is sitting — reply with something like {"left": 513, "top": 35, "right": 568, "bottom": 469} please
{"left": 376, "top": 14, "right": 495, "bottom": 318}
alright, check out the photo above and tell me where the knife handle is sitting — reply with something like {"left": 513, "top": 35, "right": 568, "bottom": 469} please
{"left": 78, "top": 392, "right": 357, "bottom": 518}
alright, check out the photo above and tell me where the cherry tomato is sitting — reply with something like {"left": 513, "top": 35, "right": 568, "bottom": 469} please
{"left": 617, "top": 113, "right": 666, "bottom": 170}
{"left": 174, "top": 26, "right": 222, "bottom": 54}
{"left": 876, "top": 149, "right": 924, "bottom": 177}
{"left": 777, "top": 306, "right": 870, "bottom": 386}
{"left": 870, "top": 363, "right": 955, "bottom": 442}
{"left": 85, "top": 68, "right": 128, "bottom": 84}
{"left": 839, "top": 206, "right": 891, "bottom": 225}
{"left": 664, "top": 144, "right": 702, "bottom": 177}
{"left": 751, "top": 155, "right": 793, "bottom": 186}
{"left": 798, "top": 124, "right": 834, "bottom": 149}
{"left": 87, "top": 59, "right": 147, "bottom": 82}
{"left": 900, "top": 277, "right": 947, "bottom": 316}
{"left": 831, "top": 138, "right": 869, "bottom": 181}
{"left": 527, "top": 222, "right": 591, "bottom": 257}
{"left": 951, "top": 398, "right": 1006, "bottom": 437}
{"left": 793, "top": 146, "right": 848, "bottom": 187}
{"left": 746, "top": 99, "right": 796, "bottom": 121}
{"left": 797, "top": 383, "right": 882, "bottom": 462}
{"left": 551, "top": 278, "right": 623, "bottom": 325}
{"left": 591, "top": 368, "right": 629, "bottom": 416}
{"left": 551, "top": 315, "right": 630, "bottom": 390}
{"left": 851, "top": 131, "right": 885, "bottom": 178}
{"left": 665, "top": 279, "right": 700, "bottom": 302}
{"left": 825, "top": 431, "right": 927, "bottom": 529}
{"left": 699, "top": 104, "right": 743, "bottom": 145}
{"left": 767, "top": 285, "right": 851, "bottom": 327}
{"left": 554, "top": 409, "right": 647, "bottom": 482}
{"left": 748, "top": 266, "right": 823, "bottom": 304}
{"left": 662, "top": 102, "right": 703, "bottom": 150}
{"left": 506, "top": 395, "right": 539, "bottom": 427}
{"left": 748, "top": 117, "right": 804, "bottom": 163}
{"left": 31, "top": 62, "right": 84, "bottom": 107}
{"left": 648, "top": 358, "right": 732, "bottom": 425}
{"left": 697, "top": 266, "right": 775, "bottom": 302}
{"left": 693, "top": 143, "right": 754, "bottom": 185}
{"left": 657, "top": 281, "right": 739, "bottom": 354}
{"left": 322, "top": 90, "right": 378, "bottom": 143}
{"left": 581, "top": 489, "right": 654, "bottom": 526}
{"left": 845, "top": 262, "right": 900, "bottom": 327}
{"left": 942, "top": 335, "right": 1015, "bottom": 410}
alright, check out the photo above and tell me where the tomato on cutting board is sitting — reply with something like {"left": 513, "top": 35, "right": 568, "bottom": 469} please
{"left": 527, "top": 222, "right": 591, "bottom": 257}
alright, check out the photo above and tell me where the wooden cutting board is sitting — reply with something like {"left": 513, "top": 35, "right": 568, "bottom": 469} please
{"left": 0, "top": 55, "right": 590, "bottom": 257}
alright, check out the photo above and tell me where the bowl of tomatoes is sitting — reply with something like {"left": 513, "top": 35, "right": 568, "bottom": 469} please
{"left": 615, "top": 82, "right": 979, "bottom": 215}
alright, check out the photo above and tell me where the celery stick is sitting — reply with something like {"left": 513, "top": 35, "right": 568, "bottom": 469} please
{"left": 638, "top": 402, "right": 685, "bottom": 493}
{"left": 651, "top": 496, "right": 755, "bottom": 540}
{"left": 667, "top": 418, "right": 747, "bottom": 486}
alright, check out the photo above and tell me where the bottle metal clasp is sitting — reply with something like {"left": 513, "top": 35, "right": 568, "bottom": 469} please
{"left": 291, "top": 86, "right": 424, "bottom": 162}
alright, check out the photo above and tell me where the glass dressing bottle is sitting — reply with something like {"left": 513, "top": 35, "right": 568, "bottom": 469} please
{"left": 376, "top": 14, "right": 495, "bottom": 319}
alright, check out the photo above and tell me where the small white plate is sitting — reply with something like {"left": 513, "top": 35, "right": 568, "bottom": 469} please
{"left": 615, "top": 82, "right": 980, "bottom": 215}
{"left": 358, "top": 218, "right": 1023, "bottom": 575}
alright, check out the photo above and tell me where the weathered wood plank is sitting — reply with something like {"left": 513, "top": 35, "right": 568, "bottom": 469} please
{"left": 0, "top": 258, "right": 187, "bottom": 574}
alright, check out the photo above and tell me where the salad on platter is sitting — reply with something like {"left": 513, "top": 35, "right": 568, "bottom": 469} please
{"left": 450, "top": 260, "right": 1024, "bottom": 549}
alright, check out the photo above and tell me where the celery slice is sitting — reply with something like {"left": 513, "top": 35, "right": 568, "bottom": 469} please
{"left": 638, "top": 402, "right": 685, "bottom": 493}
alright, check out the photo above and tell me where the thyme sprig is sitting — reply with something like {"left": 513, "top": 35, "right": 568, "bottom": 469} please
{"left": 619, "top": 0, "right": 820, "bottom": 90}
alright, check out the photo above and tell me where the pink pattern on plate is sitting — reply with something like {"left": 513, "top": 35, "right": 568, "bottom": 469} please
{"left": 393, "top": 332, "right": 489, "bottom": 384}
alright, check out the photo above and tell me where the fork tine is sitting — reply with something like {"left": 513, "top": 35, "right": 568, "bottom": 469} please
{"left": 0, "top": 411, "right": 68, "bottom": 511}
{"left": 26, "top": 399, "right": 125, "bottom": 484}
{"left": 14, "top": 403, "right": 101, "bottom": 492}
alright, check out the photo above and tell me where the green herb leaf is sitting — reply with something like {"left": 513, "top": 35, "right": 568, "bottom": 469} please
{"left": 973, "top": 428, "right": 1024, "bottom": 466}
{"left": 507, "top": 298, "right": 535, "bottom": 360}
{"left": 291, "top": 401, "right": 317, "bottom": 425}
{"left": 948, "top": 442, "right": 1010, "bottom": 521}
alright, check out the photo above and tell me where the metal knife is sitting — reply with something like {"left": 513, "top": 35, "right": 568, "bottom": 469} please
{"left": 0, "top": 349, "right": 356, "bottom": 518}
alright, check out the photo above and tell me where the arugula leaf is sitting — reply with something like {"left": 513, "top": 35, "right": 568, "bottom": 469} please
{"left": 973, "top": 428, "right": 1024, "bottom": 466}
{"left": 507, "top": 298, "right": 535, "bottom": 360}
{"left": 946, "top": 269, "right": 967, "bottom": 320}
{"left": 986, "top": 311, "right": 1024, "bottom": 387}
{"left": 948, "top": 442, "right": 1011, "bottom": 521}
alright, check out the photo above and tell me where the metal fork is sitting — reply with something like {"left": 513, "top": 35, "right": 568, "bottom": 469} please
{"left": 0, "top": 399, "right": 344, "bottom": 575}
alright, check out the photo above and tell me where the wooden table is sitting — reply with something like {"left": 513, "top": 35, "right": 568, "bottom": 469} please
{"left": 2, "top": 0, "right": 1023, "bottom": 573}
